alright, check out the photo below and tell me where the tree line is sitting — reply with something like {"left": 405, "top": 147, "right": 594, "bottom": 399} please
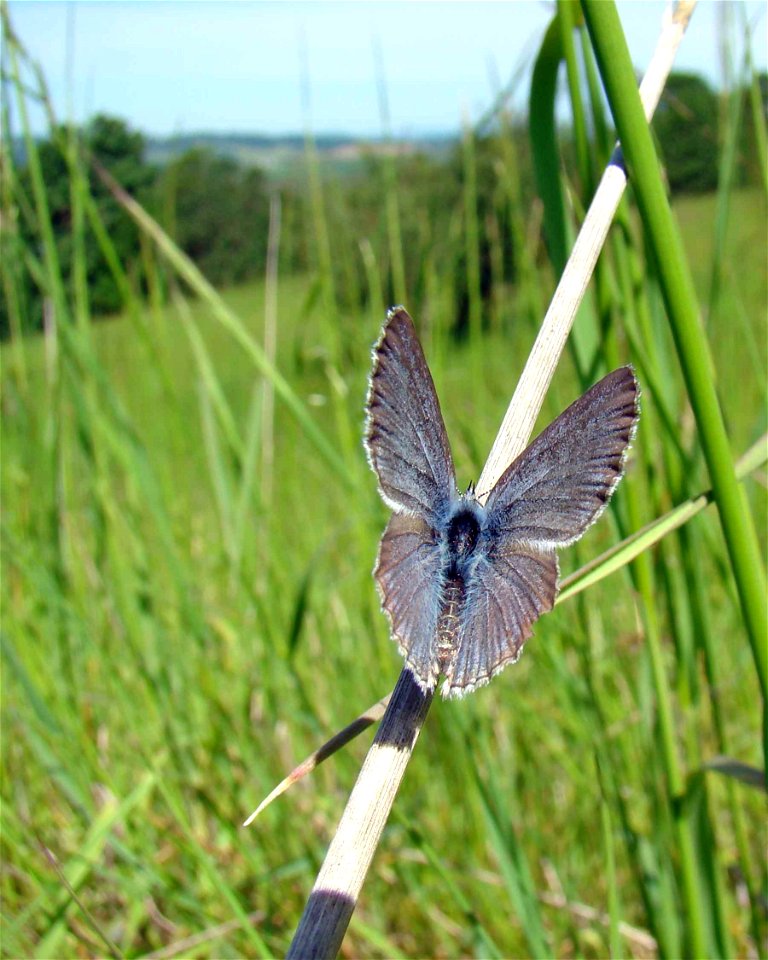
{"left": 4, "top": 71, "right": 766, "bottom": 337}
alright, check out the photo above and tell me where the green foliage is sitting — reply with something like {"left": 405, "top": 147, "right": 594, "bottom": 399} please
{"left": 154, "top": 147, "right": 271, "bottom": 287}
{"left": 85, "top": 116, "right": 155, "bottom": 310}
{"left": 299, "top": 129, "right": 534, "bottom": 340}
{"left": 3, "top": 117, "right": 278, "bottom": 337}
{"left": 647, "top": 69, "right": 768, "bottom": 196}
{"left": 741, "top": 71, "right": 768, "bottom": 190}
{"left": 2, "top": 6, "right": 766, "bottom": 960}
{"left": 9, "top": 115, "right": 155, "bottom": 330}
{"left": 653, "top": 72, "right": 720, "bottom": 193}
{"left": 7, "top": 80, "right": 761, "bottom": 342}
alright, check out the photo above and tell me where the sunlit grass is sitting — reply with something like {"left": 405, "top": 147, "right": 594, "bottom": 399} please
{"left": 3, "top": 198, "right": 765, "bottom": 955}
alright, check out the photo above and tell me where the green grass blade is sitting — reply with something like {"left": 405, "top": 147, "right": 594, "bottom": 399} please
{"left": 93, "top": 161, "right": 349, "bottom": 483}
{"left": 34, "top": 773, "right": 157, "bottom": 959}
{"left": 582, "top": 0, "right": 768, "bottom": 712}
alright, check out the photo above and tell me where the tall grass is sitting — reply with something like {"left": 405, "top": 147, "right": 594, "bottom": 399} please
{"left": 2, "top": 4, "right": 766, "bottom": 958}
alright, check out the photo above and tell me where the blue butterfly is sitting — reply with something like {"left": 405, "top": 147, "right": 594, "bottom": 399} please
{"left": 365, "top": 307, "right": 639, "bottom": 698}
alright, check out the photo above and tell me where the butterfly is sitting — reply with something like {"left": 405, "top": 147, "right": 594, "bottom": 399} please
{"left": 365, "top": 307, "right": 639, "bottom": 699}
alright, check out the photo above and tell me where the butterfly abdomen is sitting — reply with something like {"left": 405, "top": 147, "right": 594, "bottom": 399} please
{"left": 436, "top": 576, "right": 465, "bottom": 670}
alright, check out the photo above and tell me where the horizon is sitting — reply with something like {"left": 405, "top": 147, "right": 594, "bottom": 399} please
{"left": 7, "top": 1, "right": 767, "bottom": 141}
{"left": 141, "top": 129, "right": 458, "bottom": 141}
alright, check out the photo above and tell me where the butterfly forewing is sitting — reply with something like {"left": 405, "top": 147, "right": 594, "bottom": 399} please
{"left": 375, "top": 512, "right": 443, "bottom": 690}
{"left": 443, "top": 366, "right": 637, "bottom": 698}
{"left": 366, "top": 308, "right": 457, "bottom": 525}
{"left": 484, "top": 367, "right": 639, "bottom": 546}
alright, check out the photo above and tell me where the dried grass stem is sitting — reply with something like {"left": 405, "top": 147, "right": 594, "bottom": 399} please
{"left": 288, "top": 5, "right": 695, "bottom": 957}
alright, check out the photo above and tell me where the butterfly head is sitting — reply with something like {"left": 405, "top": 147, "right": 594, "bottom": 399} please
{"left": 443, "top": 495, "right": 486, "bottom": 579}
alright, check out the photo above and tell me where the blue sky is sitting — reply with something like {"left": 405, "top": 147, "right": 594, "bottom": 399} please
{"left": 7, "top": 1, "right": 767, "bottom": 138}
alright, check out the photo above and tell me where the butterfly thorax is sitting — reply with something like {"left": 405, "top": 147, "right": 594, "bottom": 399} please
{"left": 445, "top": 507, "right": 481, "bottom": 575}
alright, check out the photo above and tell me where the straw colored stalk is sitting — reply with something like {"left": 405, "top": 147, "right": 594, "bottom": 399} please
{"left": 287, "top": 4, "right": 697, "bottom": 958}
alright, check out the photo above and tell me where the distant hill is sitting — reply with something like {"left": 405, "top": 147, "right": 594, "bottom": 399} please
{"left": 144, "top": 131, "right": 456, "bottom": 179}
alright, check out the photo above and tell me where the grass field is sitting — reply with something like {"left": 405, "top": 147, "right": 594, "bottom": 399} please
{"left": 2, "top": 5, "right": 767, "bottom": 956}
{"left": 2, "top": 182, "right": 766, "bottom": 958}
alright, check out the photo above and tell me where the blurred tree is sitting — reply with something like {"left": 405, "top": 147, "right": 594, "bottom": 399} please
{"left": 85, "top": 114, "right": 156, "bottom": 312}
{"left": 653, "top": 72, "right": 719, "bottom": 193}
{"left": 446, "top": 131, "right": 528, "bottom": 336}
{"left": 6, "top": 114, "right": 154, "bottom": 335}
{"left": 738, "top": 70, "right": 768, "bottom": 188}
{"left": 332, "top": 131, "right": 531, "bottom": 335}
{"left": 154, "top": 148, "right": 270, "bottom": 287}
{"left": 5, "top": 66, "right": 755, "bottom": 343}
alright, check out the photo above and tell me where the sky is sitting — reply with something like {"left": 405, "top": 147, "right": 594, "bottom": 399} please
{"left": 7, "top": 1, "right": 767, "bottom": 139}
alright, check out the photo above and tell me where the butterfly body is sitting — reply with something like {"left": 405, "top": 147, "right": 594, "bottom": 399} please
{"left": 436, "top": 499, "right": 482, "bottom": 669}
{"left": 366, "top": 307, "right": 638, "bottom": 699}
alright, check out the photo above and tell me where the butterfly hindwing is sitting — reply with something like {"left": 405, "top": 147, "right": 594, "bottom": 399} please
{"left": 366, "top": 308, "right": 457, "bottom": 525}
{"left": 442, "top": 545, "right": 558, "bottom": 698}
{"left": 374, "top": 511, "right": 444, "bottom": 691}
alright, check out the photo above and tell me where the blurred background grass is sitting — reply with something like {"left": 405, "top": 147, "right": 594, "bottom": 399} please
{"left": 2, "top": 2, "right": 767, "bottom": 958}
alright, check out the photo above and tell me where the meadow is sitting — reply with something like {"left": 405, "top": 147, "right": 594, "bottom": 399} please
{"left": 2, "top": 5, "right": 767, "bottom": 959}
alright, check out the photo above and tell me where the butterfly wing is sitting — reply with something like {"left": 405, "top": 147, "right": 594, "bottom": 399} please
{"left": 443, "top": 366, "right": 639, "bottom": 698}
{"left": 367, "top": 308, "right": 456, "bottom": 691}
{"left": 442, "top": 545, "right": 557, "bottom": 698}
{"left": 366, "top": 307, "right": 457, "bottom": 525}
{"left": 483, "top": 366, "right": 639, "bottom": 545}
{"left": 374, "top": 511, "right": 444, "bottom": 692}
